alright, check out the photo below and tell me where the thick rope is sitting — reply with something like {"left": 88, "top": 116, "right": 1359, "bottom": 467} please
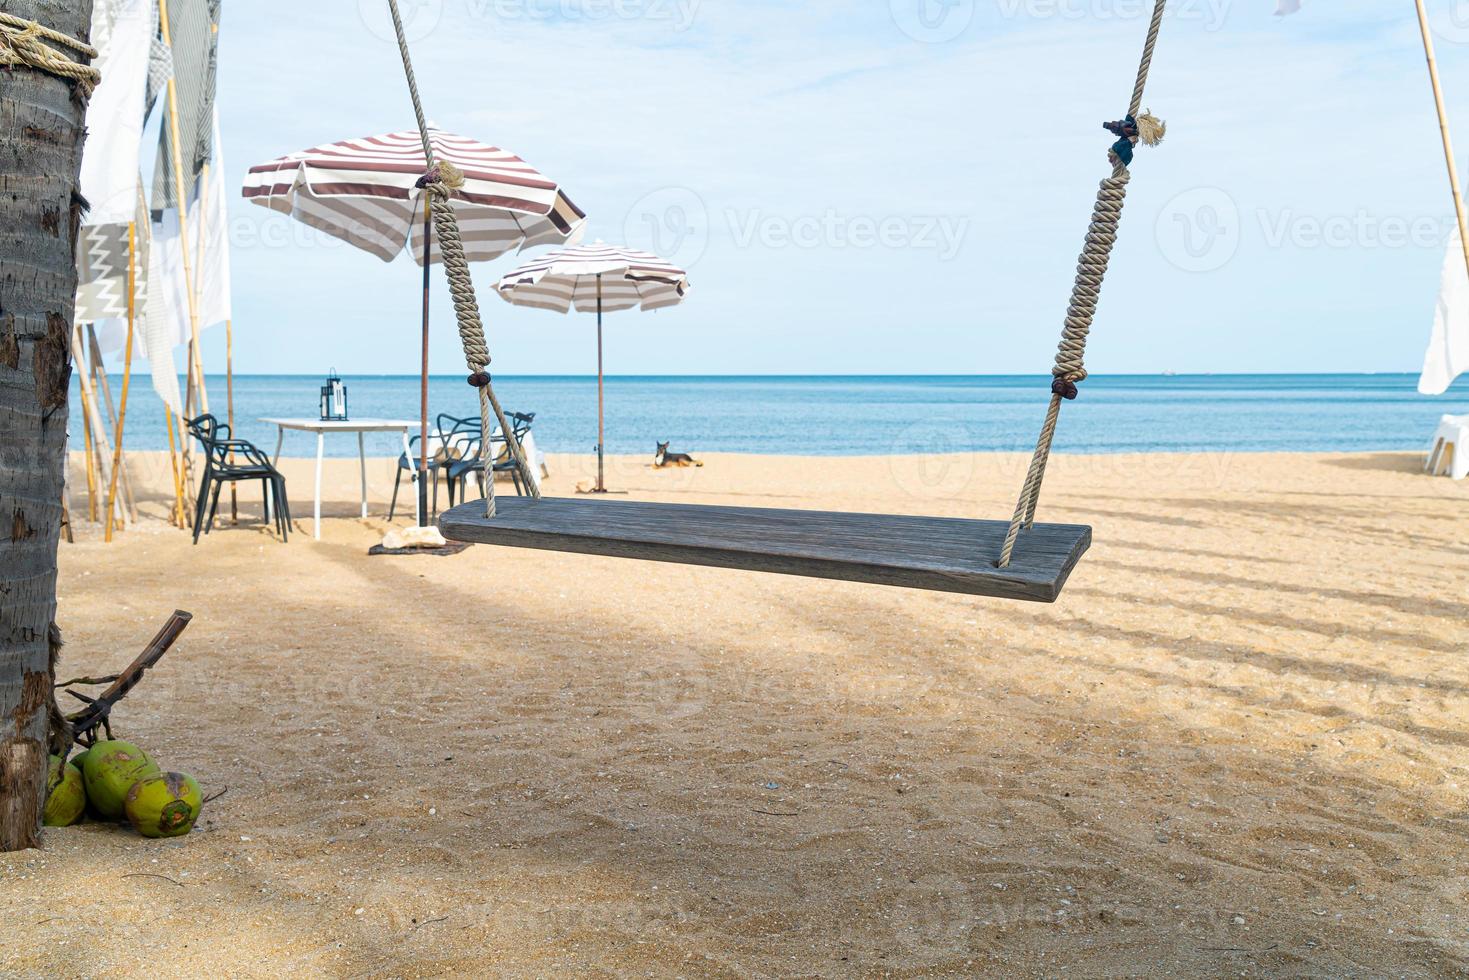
{"left": 386, "top": 0, "right": 539, "bottom": 518}
{"left": 997, "top": 0, "right": 1167, "bottom": 569}
{"left": 0, "top": 12, "right": 101, "bottom": 98}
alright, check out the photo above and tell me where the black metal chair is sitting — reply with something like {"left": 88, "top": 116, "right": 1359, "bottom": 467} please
{"left": 445, "top": 411, "right": 536, "bottom": 504}
{"left": 389, "top": 413, "right": 479, "bottom": 521}
{"left": 185, "top": 414, "right": 291, "bottom": 544}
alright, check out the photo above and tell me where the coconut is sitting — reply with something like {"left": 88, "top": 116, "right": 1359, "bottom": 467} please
{"left": 69, "top": 747, "right": 91, "bottom": 772}
{"left": 42, "top": 756, "right": 86, "bottom": 827}
{"left": 81, "top": 740, "right": 160, "bottom": 819}
{"left": 125, "top": 772, "right": 202, "bottom": 839}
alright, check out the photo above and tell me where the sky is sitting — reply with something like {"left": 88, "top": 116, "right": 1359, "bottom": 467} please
{"left": 168, "top": 0, "right": 1469, "bottom": 376}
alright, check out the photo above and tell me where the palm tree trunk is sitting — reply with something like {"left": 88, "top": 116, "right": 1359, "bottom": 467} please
{"left": 0, "top": 0, "right": 95, "bottom": 852}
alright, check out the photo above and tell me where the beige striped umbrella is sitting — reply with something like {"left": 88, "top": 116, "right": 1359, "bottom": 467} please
{"left": 242, "top": 126, "right": 586, "bottom": 263}
{"left": 495, "top": 242, "right": 691, "bottom": 492}
{"left": 242, "top": 126, "right": 585, "bottom": 524}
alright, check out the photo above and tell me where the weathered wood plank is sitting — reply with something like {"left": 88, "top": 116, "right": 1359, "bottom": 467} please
{"left": 440, "top": 497, "right": 1091, "bottom": 603}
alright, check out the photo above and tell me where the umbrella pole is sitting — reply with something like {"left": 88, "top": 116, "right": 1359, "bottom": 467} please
{"left": 596, "top": 274, "right": 606, "bottom": 493}
{"left": 1415, "top": 0, "right": 1469, "bottom": 282}
{"left": 419, "top": 194, "right": 432, "bottom": 527}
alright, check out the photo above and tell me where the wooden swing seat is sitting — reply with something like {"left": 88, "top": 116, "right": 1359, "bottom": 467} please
{"left": 439, "top": 496, "right": 1090, "bottom": 603}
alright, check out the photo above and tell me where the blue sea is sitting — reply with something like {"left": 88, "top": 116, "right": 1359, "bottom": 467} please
{"left": 76, "top": 374, "right": 1469, "bottom": 459}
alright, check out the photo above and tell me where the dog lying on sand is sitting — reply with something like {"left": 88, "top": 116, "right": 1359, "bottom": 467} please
{"left": 654, "top": 441, "right": 703, "bottom": 468}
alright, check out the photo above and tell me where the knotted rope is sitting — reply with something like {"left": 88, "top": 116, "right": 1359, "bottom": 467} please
{"left": 387, "top": 0, "right": 539, "bottom": 518}
{"left": 0, "top": 12, "right": 101, "bottom": 98}
{"left": 997, "top": 0, "right": 1168, "bottom": 569}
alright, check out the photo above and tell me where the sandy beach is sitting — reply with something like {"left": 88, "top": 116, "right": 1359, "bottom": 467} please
{"left": 2, "top": 448, "right": 1466, "bottom": 977}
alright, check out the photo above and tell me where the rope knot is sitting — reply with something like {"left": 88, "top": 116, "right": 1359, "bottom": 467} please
{"left": 467, "top": 371, "right": 491, "bottom": 389}
{"left": 1051, "top": 377, "right": 1080, "bottom": 401}
{"left": 1102, "top": 110, "right": 1165, "bottom": 167}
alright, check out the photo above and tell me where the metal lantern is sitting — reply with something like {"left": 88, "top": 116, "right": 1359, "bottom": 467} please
{"left": 319, "top": 370, "right": 348, "bottom": 421}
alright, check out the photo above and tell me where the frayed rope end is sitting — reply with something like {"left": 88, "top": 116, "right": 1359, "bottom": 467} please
{"left": 1135, "top": 110, "right": 1166, "bottom": 147}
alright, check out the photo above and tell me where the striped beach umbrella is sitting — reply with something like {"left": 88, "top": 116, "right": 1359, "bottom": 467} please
{"left": 496, "top": 242, "right": 691, "bottom": 493}
{"left": 242, "top": 127, "right": 585, "bottom": 526}
{"left": 241, "top": 127, "right": 586, "bottom": 264}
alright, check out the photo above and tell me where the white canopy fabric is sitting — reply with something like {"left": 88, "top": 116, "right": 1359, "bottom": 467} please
{"left": 242, "top": 127, "right": 586, "bottom": 265}
{"left": 1420, "top": 229, "right": 1469, "bottom": 396}
{"left": 494, "top": 241, "right": 690, "bottom": 314}
{"left": 78, "top": 0, "right": 152, "bottom": 227}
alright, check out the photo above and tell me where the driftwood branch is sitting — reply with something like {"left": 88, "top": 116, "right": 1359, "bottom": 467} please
{"left": 66, "top": 611, "right": 192, "bottom": 746}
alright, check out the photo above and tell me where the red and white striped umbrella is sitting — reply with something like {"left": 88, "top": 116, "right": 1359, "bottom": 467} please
{"left": 241, "top": 127, "right": 586, "bottom": 264}
{"left": 493, "top": 241, "right": 689, "bottom": 313}
{"left": 495, "top": 242, "right": 690, "bottom": 493}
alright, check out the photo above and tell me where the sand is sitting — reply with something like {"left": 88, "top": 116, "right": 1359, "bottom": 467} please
{"left": 2, "top": 448, "right": 1466, "bottom": 977}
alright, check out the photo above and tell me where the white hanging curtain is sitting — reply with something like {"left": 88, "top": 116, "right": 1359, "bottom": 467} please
{"left": 1420, "top": 229, "right": 1469, "bottom": 396}
{"left": 78, "top": 0, "right": 152, "bottom": 227}
{"left": 194, "top": 109, "right": 233, "bottom": 331}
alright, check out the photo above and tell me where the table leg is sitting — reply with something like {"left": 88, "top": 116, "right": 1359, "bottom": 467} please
{"left": 266, "top": 425, "right": 285, "bottom": 522}
{"left": 402, "top": 428, "right": 419, "bottom": 525}
{"left": 314, "top": 431, "right": 324, "bottom": 541}
{"left": 358, "top": 432, "right": 368, "bottom": 519}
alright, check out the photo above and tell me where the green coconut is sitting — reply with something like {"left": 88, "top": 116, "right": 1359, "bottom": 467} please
{"left": 81, "top": 740, "right": 159, "bottom": 819}
{"left": 43, "top": 756, "right": 86, "bottom": 827}
{"left": 69, "top": 747, "right": 91, "bottom": 773}
{"left": 124, "top": 772, "right": 202, "bottom": 839}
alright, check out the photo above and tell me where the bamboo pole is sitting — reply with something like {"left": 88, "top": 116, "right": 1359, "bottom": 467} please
{"left": 191, "top": 161, "right": 212, "bottom": 416}
{"left": 72, "top": 322, "right": 115, "bottom": 526}
{"left": 158, "top": 0, "right": 208, "bottom": 502}
{"left": 90, "top": 326, "right": 137, "bottom": 528}
{"left": 104, "top": 223, "right": 139, "bottom": 542}
{"left": 1416, "top": 0, "right": 1469, "bottom": 280}
{"left": 165, "top": 408, "right": 188, "bottom": 528}
{"left": 79, "top": 382, "right": 97, "bottom": 522}
{"left": 226, "top": 317, "right": 237, "bottom": 523}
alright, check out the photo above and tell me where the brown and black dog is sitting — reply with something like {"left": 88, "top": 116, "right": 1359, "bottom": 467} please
{"left": 654, "top": 441, "right": 703, "bottom": 468}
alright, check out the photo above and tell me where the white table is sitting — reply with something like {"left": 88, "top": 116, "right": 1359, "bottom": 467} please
{"left": 261, "top": 418, "right": 420, "bottom": 540}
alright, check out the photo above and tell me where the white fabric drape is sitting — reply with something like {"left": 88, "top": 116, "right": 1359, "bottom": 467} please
{"left": 144, "top": 221, "right": 185, "bottom": 416}
{"left": 194, "top": 110, "right": 233, "bottom": 331}
{"left": 1420, "top": 229, "right": 1469, "bottom": 396}
{"left": 79, "top": 0, "right": 152, "bottom": 226}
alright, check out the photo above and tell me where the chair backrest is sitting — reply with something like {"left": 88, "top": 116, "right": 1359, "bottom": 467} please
{"left": 485, "top": 412, "right": 534, "bottom": 464}
{"left": 437, "top": 413, "right": 482, "bottom": 459}
{"left": 186, "top": 414, "right": 235, "bottom": 468}
{"left": 508, "top": 411, "right": 535, "bottom": 439}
